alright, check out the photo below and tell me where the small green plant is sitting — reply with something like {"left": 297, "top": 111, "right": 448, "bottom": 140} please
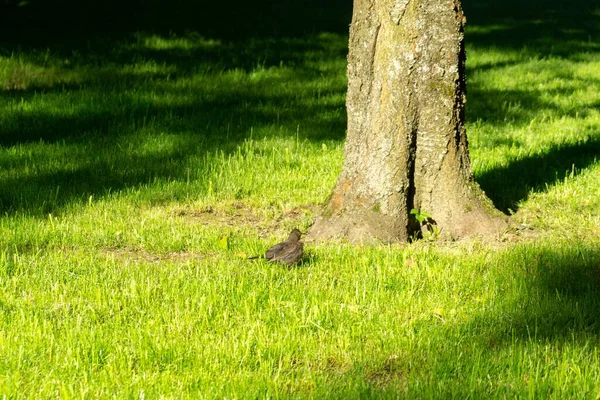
{"left": 410, "top": 208, "right": 431, "bottom": 225}
{"left": 410, "top": 208, "right": 440, "bottom": 240}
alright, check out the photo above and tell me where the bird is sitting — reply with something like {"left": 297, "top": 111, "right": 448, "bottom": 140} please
{"left": 249, "top": 229, "right": 304, "bottom": 266}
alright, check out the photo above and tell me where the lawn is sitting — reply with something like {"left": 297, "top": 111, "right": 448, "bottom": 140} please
{"left": 1, "top": 0, "right": 599, "bottom": 398}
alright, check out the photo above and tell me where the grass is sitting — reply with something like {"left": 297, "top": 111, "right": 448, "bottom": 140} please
{"left": 1, "top": 0, "right": 600, "bottom": 398}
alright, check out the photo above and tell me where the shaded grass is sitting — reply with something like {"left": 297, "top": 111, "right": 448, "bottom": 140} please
{"left": 0, "top": 32, "right": 347, "bottom": 216}
{"left": 0, "top": 0, "right": 600, "bottom": 397}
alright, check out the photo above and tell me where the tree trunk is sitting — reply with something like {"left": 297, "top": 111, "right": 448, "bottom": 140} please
{"left": 310, "top": 0, "right": 506, "bottom": 243}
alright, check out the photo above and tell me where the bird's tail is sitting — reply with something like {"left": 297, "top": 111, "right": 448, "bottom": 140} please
{"left": 247, "top": 255, "right": 264, "bottom": 260}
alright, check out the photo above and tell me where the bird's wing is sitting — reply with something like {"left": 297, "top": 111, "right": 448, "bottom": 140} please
{"left": 270, "top": 242, "right": 303, "bottom": 265}
{"left": 265, "top": 242, "right": 286, "bottom": 260}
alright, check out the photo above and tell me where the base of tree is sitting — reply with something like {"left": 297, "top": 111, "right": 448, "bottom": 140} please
{"left": 308, "top": 198, "right": 507, "bottom": 244}
{"left": 308, "top": 0, "right": 509, "bottom": 244}
{"left": 309, "top": 210, "right": 406, "bottom": 244}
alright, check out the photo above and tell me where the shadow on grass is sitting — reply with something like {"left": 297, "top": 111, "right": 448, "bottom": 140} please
{"left": 316, "top": 243, "right": 600, "bottom": 397}
{"left": 0, "top": 69, "right": 347, "bottom": 146}
{"left": 0, "top": 0, "right": 598, "bottom": 217}
{"left": 0, "top": 4, "right": 350, "bottom": 216}
{"left": 1, "top": 0, "right": 596, "bottom": 53}
{"left": 468, "top": 243, "right": 600, "bottom": 347}
{"left": 397, "top": 243, "right": 600, "bottom": 397}
{"left": 0, "top": 0, "right": 352, "bottom": 47}
{"left": 463, "top": 0, "right": 600, "bottom": 55}
{"left": 0, "top": 70, "right": 347, "bottom": 214}
{"left": 461, "top": 0, "right": 600, "bottom": 212}
{"left": 478, "top": 138, "right": 600, "bottom": 212}
{"left": 468, "top": 79, "right": 600, "bottom": 129}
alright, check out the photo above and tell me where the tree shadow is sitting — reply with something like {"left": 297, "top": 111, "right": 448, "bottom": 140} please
{"left": 1, "top": 0, "right": 599, "bottom": 217}
{"left": 461, "top": 0, "right": 600, "bottom": 212}
{"left": 463, "top": 0, "right": 600, "bottom": 55}
{"left": 3, "top": 0, "right": 595, "bottom": 54}
{"left": 465, "top": 243, "right": 600, "bottom": 348}
{"left": 0, "top": 0, "right": 352, "bottom": 48}
{"left": 0, "top": 29, "right": 348, "bottom": 215}
{"left": 0, "top": 71, "right": 347, "bottom": 214}
{"left": 0, "top": 67, "right": 347, "bottom": 146}
{"left": 477, "top": 137, "right": 600, "bottom": 213}
{"left": 467, "top": 75, "right": 600, "bottom": 128}
{"left": 404, "top": 243, "right": 600, "bottom": 397}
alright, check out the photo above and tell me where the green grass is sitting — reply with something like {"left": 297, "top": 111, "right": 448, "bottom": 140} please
{"left": 1, "top": 0, "right": 600, "bottom": 398}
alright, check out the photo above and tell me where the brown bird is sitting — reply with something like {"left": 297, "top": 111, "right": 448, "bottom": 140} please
{"left": 249, "top": 229, "right": 304, "bottom": 266}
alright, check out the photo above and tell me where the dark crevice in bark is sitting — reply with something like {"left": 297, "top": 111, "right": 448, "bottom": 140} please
{"left": 406, "top": 120, "right": 419, "bottom": 238}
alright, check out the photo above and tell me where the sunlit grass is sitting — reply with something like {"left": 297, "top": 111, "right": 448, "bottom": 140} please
{"left": 0, "top": 6, "right": 599, "bottom": 398}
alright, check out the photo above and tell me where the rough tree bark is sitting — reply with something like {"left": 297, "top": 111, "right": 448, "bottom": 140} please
{"left": 310, "top": 0, "right": 506, "bottom": 243}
